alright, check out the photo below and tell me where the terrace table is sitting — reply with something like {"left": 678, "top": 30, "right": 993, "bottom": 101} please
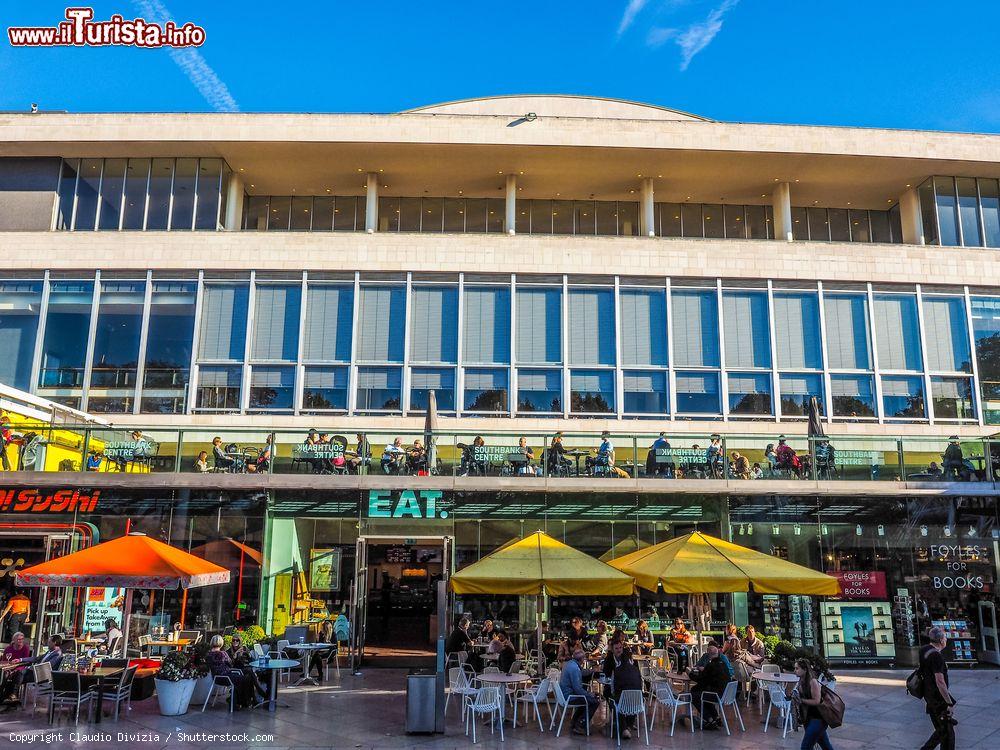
{"left": 55, "top": 666, "right": 123, "bottom": 724}
{"left": 477, "top": 672, "right": 533, "bottom": 726}
{"left": 284, "top": 642, "right": 330, "bottom": 686}
{"left": 248, "top": 658, "right": 300, "bottom": 712}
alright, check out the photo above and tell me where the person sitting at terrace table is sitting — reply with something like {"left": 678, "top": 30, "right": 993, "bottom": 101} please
{"left": 646, "top": 432, "right": 674, "bottom": 477}
{"left": 205, "top": 635, "right": 265, "bottom": 710}
{"left": 446, "top": 616, "right": 474, "bottom": 657}
{"left": 586, "top": 431, "right": 615, "bottom": 475}
{"left": 764, "top": 444, "right": 778, "bottom": 475}
{"left": 307, "top": 620, "right": 337, "bottom": 683}
{"left": 546, "top": 432, "right": 572, "bottom": 476}
{"left": 459, "top": 435, "right": 487, "bottom": 476}
{"left": 478, "top": 619, "right": 496, "bottom": 642}
{"left": 0, "top": 414, "right": 12, "bottom": 472}
{"left": 347, "top": 433, "right": 372, "bottom": 474}
{"left": 927, "top": 460, "right": 943, "bottom": 477}
{"left": 565, "top": 616, "right": 588, "bottom": 644}
{"left": 0, "top": 632, "right": 32, "bottom": 706}
{"left": 406, "top": 439, "right": 428, "bottom": 474}
{"left": 668, "top": 618, "right": 693, "bottom": 671}
{"left": 495, "top": 631, "right": 517, "bottom": 673}
{"left": 775, "top": 436, "right": 802, "bottom": 477}
{"left": 730, "top": 451, "right": 751, "bottom": 479}
{"left": 814, "top": 439, "right": 836, "bottom": 479}
{"left": 248, "top": 435, "right": 272, "bottom": 474}
{"left": 212, "top": 436, "right": 236, "bottom": 472}
{"left": 688, "top": 643, "right": 729, "bottom": 731}
{"left": 610, "top": 646, "right": 644, "bottom": 739}
{"left": 86, "top": 451, "right": 103, "bottom": 471}
{"left": 608, "top": 605, "right": 628, "bottom": 630}
{"left": 381, "top": 438, "right": 406, "bottom": 474}
{"left": 589, "top": 620, "right": 609, "bottom": 659}
{"left": 560, "top": 649, "right": 599, "bottom": 736}
{"left": 751, "top": 462, "right": 764, "bottom": 479}
{"left": 942, "top": 436, "right": 970, "bottom": 481}
{"left": 557, "top": 635, "right": 582, "bottom": 665}
{"left": 515, "top": 437, "right": 537, "bottom": 476}
{"left": 194, "top": 450, "right": 211, "bottom": 473}
{"left": 633, "top": 620, "right": 654, "bottom": 654}
{"left": 100, "top": 618, "right": 124, "bottom": 656}
{"left": 226, "top": 632, "right": 251, "bottom": 665}
{"left": 691, "top": 640, "right": 734, "bottom": 679}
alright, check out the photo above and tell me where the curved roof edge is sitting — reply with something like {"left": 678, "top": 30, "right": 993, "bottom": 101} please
{"left": 403, "top": 94, "right": 712, "bottom": 122}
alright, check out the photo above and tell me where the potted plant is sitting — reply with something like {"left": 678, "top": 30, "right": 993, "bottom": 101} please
{"left": 154, "top": 650, "right": 197, "bottom": 715}
{"left": 187, "top": 641, "right": 214, "bottom": 705}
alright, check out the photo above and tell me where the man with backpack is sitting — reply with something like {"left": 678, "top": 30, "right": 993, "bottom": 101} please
{"left": 918, "top": 626, "right": 956, "bottom": 750}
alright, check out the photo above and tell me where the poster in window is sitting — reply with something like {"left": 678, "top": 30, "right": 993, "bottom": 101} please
{"left": 309, "top": 548, "right": 341, "bottom": 592}
{"left": 840, "top": 605, "right": 877, "bottom": 657}
{"left": 83, "top": 586, "right": 124, "bottom": 633}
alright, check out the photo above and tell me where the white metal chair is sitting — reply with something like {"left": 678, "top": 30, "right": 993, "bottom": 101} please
{"left": 464, "top": 686, "right": 504, "bottom": 743}
{"left": 751, "top": 662, "right": 781, "bottom": 707}
{"left": 764, "top": 684, "right": 793, "bottom": 738}
{"left": 445, "top": 667, "right": 478, "bottom": 720}
{"left": 101, "top": 665, "right": 137, "bottom": 721}
{"left": 648, "top": 681, "right": 693, "bottom": 737}
{"left": 699, "top": 680, "right": 745, "bottom": 735}
{"left": 202, "top": 671, "right": 242, "bottom": 713}
{"left": 550, "top": 681, "right": 591, "bottom": 737}
{"left": 274, "top": 639, "right": 294, "bottom": 682}
{"left": 482, "top": 666, "right": 501, "bottom": 675}
{"left": 507, "top": 659, "right": 522, "bottom": 675}
{"left": 514, "top": 676, "right": 552, "bottom": 731}
{"left": 610, "top": 689, "right": 650, "bottom": 746}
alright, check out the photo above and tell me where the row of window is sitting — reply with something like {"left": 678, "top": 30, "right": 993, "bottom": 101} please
{"left": 3, "top": 273, "right": 1000, "bottom": 422}
{"left": 918, "top": 176, "right": 1000, "bottom": 248}
{"left": 55, "top": 157, "right": 232, "bottom": 232}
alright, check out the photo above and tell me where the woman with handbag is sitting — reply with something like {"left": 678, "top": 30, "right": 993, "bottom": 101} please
{"left": 795, "top": 658, "right": 835, "bottom": 750}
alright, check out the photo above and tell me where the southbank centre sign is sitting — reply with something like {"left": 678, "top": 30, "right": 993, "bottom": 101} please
{"left": 367, "top": 489, "right": 447, "bottom": 519}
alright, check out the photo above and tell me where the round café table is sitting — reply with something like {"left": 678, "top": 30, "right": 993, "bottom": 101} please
{"left": 477, "top": 672, "right": 532, "bottom": 726}
{"left": 285, "top": 643, "right": 331, "bottom": 686}
{"left": 249, "top": 658, "right": 300, "bottom": 712}
{"left": 751, "top": 671, "right": 799, "bottom": 718}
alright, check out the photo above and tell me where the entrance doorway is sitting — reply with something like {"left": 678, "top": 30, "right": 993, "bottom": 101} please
{"left": 0, "top": 530, "right": 77, "bottom": 647}
{"left": 350, "top": 535, "right": 452, "bottom": 668}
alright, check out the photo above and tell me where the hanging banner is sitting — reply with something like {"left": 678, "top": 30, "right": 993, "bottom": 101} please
{"left": 826, "top": 571, "right": 887, "bottom": 600}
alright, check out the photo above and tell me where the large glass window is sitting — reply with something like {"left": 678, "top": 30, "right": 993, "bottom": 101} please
{"left": 516, "top": 369, "right": 561, "bottom": 413}
{"left": 568, "top": 288, "right": 615, "bottom": 366}
{"left": 197, "top": 365, "right": 242, "bottom": 411}
{"left": 464, "top": 368, "right": 508, "bottom": 412}
{"left": 971, "top": 297, "right": 1000, "bottom": 424}
{"left": 723, "top": 291, "right": 770, "bottom": 369}
{"left": 620, "top": 288, "right": 666, "bottom": 367}
{"left": 570, "top": 370, "right": 614, "bottom": 413}
{"left": 141, "top": 281, "right": 196, "bottom": 414}
{"left": 195, "top": 159, "right": 224, "bottom": 230}
{"left": 980, "top": 179, "right": 1000, "bottom": 248}
{"left": 97, "top": 158, "right": 126, "bottom": 231}
{"left": 199, "top": 284, "right": 249, "bottom": 362}
{"left": 252, "top": 284, "right": 301, "bottom": 362}
{"left": 410, "top": 286, "right": 458, "bottom": 363}
{"left": 304, "top": 284, "right": 353, "bottom": 363}
{"left": 410, "top": 367, "right": 455, "bottom": 411}
{"left": 249, "top": 365, "right": 294, "bottom": 410}
{"left": 267, "top": 196, "right": 291, "bottom": 231}
{"left": 931, "top": 376, "right": 975, "bottom": 420}
{"left": 934, "top": 177, "right": 960, "bottom": 247}
{"left": 302, "top": 366, "right": 348, "bottom": 412}
{"left": 55, "top": 160, "right": 78, "bottom": 230}
{"left": 290, "top": 196, "right": 312, "bottom": 231}
{"left": 918, "top": 180, "right": 938, "bottom": 245}
{"left": 169, "top": 158, "right": 197, "bottom": 231}
{"left": 702, "top": 204, "right": 723, "bottom": 238}
{"left": 623, "top": 371, "right": 667, "bottom": 414}
{"left": 356, "top": 286, "right": 405, "bottom": 363}
{"left": 355, "top": 366, "right": 401, "bottom": 411}
{"left": 0, "top": 281, "right": 42, "bottom": 391}
{"left": 463, "top": 286, "right": 510, "bottom": 365}
{"left": 73, "top": 159, "right": 102, "bottom": 231}
{"left": 671, "top": 289, "right": 719, "bottom": 367}
{"left": 774, "top": 292, "right": 821, "bottom": 370}
{"left": 873, "top": 294, "right": 922, "bottom": 371}
{"left": 675, "top": 371, "right": 720, "bottom": 414}
{"left": 956, "top": 177, "right": 982, "bottom": 247}
{"left": 824, "top": 293, "right": 871, "bottom": 370}
{"left": 122, "top": 158, "right": 150, "bottom": 230}
{"left": 728, "top": 372, "right": 772, "bottom": 415}
{"left": 807, "top": 207, "right": 830, "bottom": 241}
{"left": 89, "top": 280, "right": 144, "bottom": 393}
{"left": 39, "top": 281, "right": 94, "bottom": 392}
{"left": 830, "top": 374, "right": 876, "bottom": 418}
{"left": 146, "top": 158, "right": 173, "bottom": 231}
{"left": 516, "top": 287, "right": 561, "bottom": 364}
{"left": 779, "top": 373, "right": 823, "bottom": 416}
{"left": 922, "top": 296, "right": 971, "bottom": 373}
{"left": 882, "top": 375, "right": 925, "bottom": 419}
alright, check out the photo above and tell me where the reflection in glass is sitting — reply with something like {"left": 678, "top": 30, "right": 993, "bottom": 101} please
{"left": 957, "top": 177, "right": 982, "bottom": 247}
{"left": 807, "top": 207, "right": 829, "bottom": 241}
{"left": 681, "top": 203, "right": 702, "bottom": 238}
{"left": 746, "top": 205, "right": 769, "bottom": 239}
{"left": 970, "top": 297, "right": 1000, "bottom": 424}
{"left": 463, "top": 368, "right": 508, "bottom": 412}
{"left": 74, "top": 159, "right": 102, "bottom": 231}
{"left": 623, "top": 370, "right": 667, "bottom": 414}
{"left": 89, "top": 280, "right": 145, "bottom": 391}
{"left": 0, "top": 281, "right": 42, "bottom": 391}
{"left": 356, "top": 366, "right": 401, "bottom": 411}
{"left": 333, "top": 196, "right": 359, "bottom": 231}
{"left": 831, "top": 374, "right": 875, "bottom": 418}
{"left": 195, "top": 159, "right": 223, "bottom": 230}
{"left": 55, "top": 159, "right": 78, "bottom": 230}
{"left": 570, "top": 370, "right": 614, "bottom": 413}
{"left": 658, "top": 203, "right": 681, "bottom": 237}
{"left": 253, "top": 284, "right": 302, "bottom": 362}
{"left": 410, "top": 367, "right": 455, "bottom": 411}
{"left": 312, "top": 196, "right": 334, "bottom": 231}
{"left": 142, "top": 281, "right": 196, "bottom": 413}
{"left": 848, "top": 209, "right": 871, "bottom": 242}
{"left": 39, "top": 281, "right": 94, "bottom": 390}
{"left": 980, "top": 179, "right": 1000, "bottom": 248}
{"left": 882, "top": 375, "right": 925, "bottom": 418}
{"left": 122, "top": 158, "right": 150, "bottom": 230}
{"left": 828, "top": 208, "right": 850, "bottom": 242}
{"left": 724, "top": 205, "right": 745, "bottom": 239}
{"left": 98, "top": 159, "right": 126, "bottom": 231}
{"left": 170, "top": 158, "right": 197, "bottom": 231}
{"left": 243, "top": 196, "right": 268, "bottom": 231}
{"left": 675, "top": 371, "right": 720, "bottom": 414}
{"left": 934, "top": 177, "right": 959, "bottom": 246}
{"left": 249, "top": 366, "right": 294, "bottom": 410}
{"left": 198, "top": 284, "right": 249, "bottom": 362}
{"left": 267, "top": 196, "right": 291, "bottom": 231}
{"left": 302, "top": 366, "right": 348, "bottom": 411}
{"left": 516, "top": 369, "right": 562, "bottom": 413}
{"left": 702, "top": 204, "right": 724, "bottom": 238}
{"left": 197, "top": 365, "right": 242, "bottom": 410}
{"left": 146, "top": 158, "right": 173, "bottom": 230}
{"left": 791, "top": 207, "right": 808, "bottom": 240}
{"left": 779, "top": 373, "right": 823, "bottom": 416}
{"left": 931, "top": 377, "right": 975, "bottom": 420}
{"left": 728, "top": 373, "right": 772, "bottom": 415}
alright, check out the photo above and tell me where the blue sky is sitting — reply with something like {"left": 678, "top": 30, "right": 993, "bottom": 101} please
{"left": 2, "top": 1, "right": 999, "bottom": 132}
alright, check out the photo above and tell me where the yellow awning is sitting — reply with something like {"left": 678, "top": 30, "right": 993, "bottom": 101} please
{"left": 599, "top": 534, "right": 650, "bottom": 562}
{"left": 607, "top": 531, "right": 840, "bottom": 596}
{"left": 450, "top": 531, "right": 635, "bottom": 596}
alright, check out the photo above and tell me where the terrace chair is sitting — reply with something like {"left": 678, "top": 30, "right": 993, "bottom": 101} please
{"left": 323, "top": 642, "right": 341, "bottom": 680}
{"left": 514, "top": 676, "right": 552, "bottom": 731}
{"left": 253, "top": 643, "right": 267, "bottom": 659}
{"left": 445, "top": 666, "right": 478, "bottom": 720}
{"left": 202, "top": 670, "right": 243, "bottom": 713}
{"left": 648, "top": 681, "right": 693, "bottom": 737}
{"left": 750, "top": 662, "right": 781, "bottom": 707}
{"left": 101, "top": 665, "right": 137, "bottom": 721}
{"left": 48, "top": 671, "right": 95, "bottom": 725}
{"left": 137, "top": 634, "right": 152, "bottom": 658}
{"left": 699, "top": 680, "right": 745, "bottom": 735}
{"left": 28, "top": 662, "right": 54, "bottom": 714}
{"left": 763, "top": 684, "right": 793, "bottom": 738}
{"left": 274, "top": 639, "right": 294, "bottom": 682}
{"left": 610, "top": 689, "right": 649, "bottom": 746}
{"left": 464, "top": 686, "right": 504, "bottom": 743}
{"left": 550, "top": 681, "right": 591, "bottom": 737}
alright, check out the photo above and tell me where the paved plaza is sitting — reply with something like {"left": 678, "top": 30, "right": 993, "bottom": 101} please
{"left": 2, "top": 667, "right": 999, "bottom": 749}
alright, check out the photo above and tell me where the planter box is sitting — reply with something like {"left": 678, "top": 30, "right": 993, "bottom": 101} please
{"left": 154, "top": 678, "right": 195, "bottom": 716}
{"left": 190, "top": 674, "right": 215, "bottom": 706}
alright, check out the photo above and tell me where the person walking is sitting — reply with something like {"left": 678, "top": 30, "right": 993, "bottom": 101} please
{"left": 795, "top": 658, "right": 835, "bottom": 750}
{"left": 919, "top": 626, "right": 956, "bottom": 750}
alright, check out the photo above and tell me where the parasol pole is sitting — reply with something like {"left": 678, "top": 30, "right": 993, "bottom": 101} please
{"left": 536, "top": 587, "right": 545, "bottom": 673}
{"left": 180, "top": 588, "right": 188, "bottom": 628}
{"left": 121, "top": 589, "right": 134, "bottom": 658}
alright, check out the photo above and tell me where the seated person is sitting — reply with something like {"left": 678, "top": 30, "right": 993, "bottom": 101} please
{"left": 668, "top": 617, "right": 693, "bottom": 671}
{"left": 740, "top": 625, "right": 766, "bottom": 695}
{"left": 212, "top": 436, "right": 236, "bottom": 472}
{"left": 307, "top": 620, "right": 337, "bottom": 683}
{"left": 942, "top": 436, "right": 970, "bottom": 480}
{"left": 381, "top": 438, "right": 406, "bottom": 474}
{"left": 477, "top": 619, "right": 496, "bottom": 642}
{"left": 751, "top": 462, "right": 764, "bottom": 479}
{"left": 589, "top": 620, "right": 609, "bottom": 659}
{"left": 633, "top": 620, "right": 654, "bottom": 655}
{"left": 565, "top": 616, "right": 588, "bottom": 644}
{"left": 86, "top": 451, "right": 103, "bottom": 471}
{"left": 194, "top": 450, "right": 211, "bottom": 473}
{"left": 460, "top": 436, "right": 487, "bottom": 476}
{"left": 0, "top": 631, "right": 32, "bottom": 705}
{"left": 302, "top": 429, "right": 324, "bottom": 473}
{"left": 347, "top": 433, "right": 372, "bottom": 474}
{"left": 691, "top": 642, "right": 734, "bottom": 679}
{"left": 706, "top": 435, "right": 724, "bottom": 477}
{"left": 560, "top": 649, "right": 600, "bottom": 735}
{"left": 205, "top": 635, "right": 266, "bottom": 709}
{"left": 546, "top": 432, "right": 572, "bottom": 476}
{"left": 927, "top": 460, "right": 943, "bottom": 477}
{"left": 646, "top": 432, "right": 674, "bottom": 477}
{"left": 252, "top": 435, "right": 272, "bottom": 473}
{"left": 446, "top": 617, "right": 474, "bottom": 656}
{"left": 39, "top": 635, "right": 65, "bottom": 672}
{"left": 814, "top": 440, "right": 836, "bottom": 478}
{"left": 586, "top": 431, "right": 615, "bottom": 475}
{"left": 689, "top": 643, "right": 730, "bottom": 730}
{"left": 100, "top": 618, "right": 124, "bottom": 656}
{"left": 495, "top": 631, "right": 517, "bottom": 673}
{"left": 226, "top": 632, "right": 252, "bottom": 665}
{"left": 557, "top": 636, "right": 582, "bottom": 665}
{"left": 610, "top": 647, "right": 644, "bottom": 738}
{"left": 774, "top": 437, "right": 802, "bottom": 477}
{"left": 730, "top": 451, "right": 751, "bottom": 480}
{"left": 406, "top": 439, "right": 428, "bottom": 474}
{"left": 515, "top": 437, "right": 536, "bottom": 476}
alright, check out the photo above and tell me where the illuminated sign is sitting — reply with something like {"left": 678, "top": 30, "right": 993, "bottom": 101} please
{"left": 0, "top": 488, "right": 100, "bottom": 513}
{"left": 826, "top": 570, "right": 887, "bottom": 599}
{"left": 367, "top": 489, "right": 446, "bottom": 519}
{"left": 920, "top": 544, "right": 989, "bottom": 590}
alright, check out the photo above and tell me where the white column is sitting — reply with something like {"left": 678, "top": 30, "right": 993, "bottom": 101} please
{"left": 224, "top": 172, "right": 245, "bottom": 230}
{"left": 365, "top": 172, "right": 379, "bottom": 233}
{"left": 899, "top": 187, "right": 924, "bottom": 245}
{"left": 640, "top": 177, "right": 655, "bottom": 237}
{"left": 772, "top": 182, "right": 793, "bottom": 242}
{"left": 505, "top": 174, "right": 517, "bottom": 235}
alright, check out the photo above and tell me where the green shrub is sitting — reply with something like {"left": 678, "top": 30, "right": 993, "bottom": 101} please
{"left": 772, "top": 639, "right": 835, "bottom": 681}
{"left": 761, "top": 634, "right": 781, "bottom": 658}
{"left": 155, "top": 650, "right": 195, "bottom": 682}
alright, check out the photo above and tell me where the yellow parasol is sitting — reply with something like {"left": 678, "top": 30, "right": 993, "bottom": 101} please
{"left": 598, "top": 534, "right": 651, "bottom": 562}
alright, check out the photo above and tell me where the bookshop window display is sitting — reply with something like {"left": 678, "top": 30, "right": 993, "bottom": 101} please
{"left": 729, "top": 494, "right": 998, "bottom": 667}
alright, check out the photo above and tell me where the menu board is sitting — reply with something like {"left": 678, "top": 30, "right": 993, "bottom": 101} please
{"left": 384, "top": 545, "right": 412, "bottom": 563}
{"left": 931, "top": 619, "right": 977, "bottom": 663}
{"left": 821, "top": 600, "right": 895, "bottom": 665}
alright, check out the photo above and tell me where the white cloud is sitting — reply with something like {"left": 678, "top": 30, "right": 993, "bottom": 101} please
{"left": 674, "top": 0, "right": 739, "bottom": 70}
{"left": 646, "top": 27, "right": 677, "bottom": 48}
{"left": 618, "top": 0, "right": 650, "bottom": 35}
{"left": 134, "top": 0, "right": 239, "bottom": 112}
